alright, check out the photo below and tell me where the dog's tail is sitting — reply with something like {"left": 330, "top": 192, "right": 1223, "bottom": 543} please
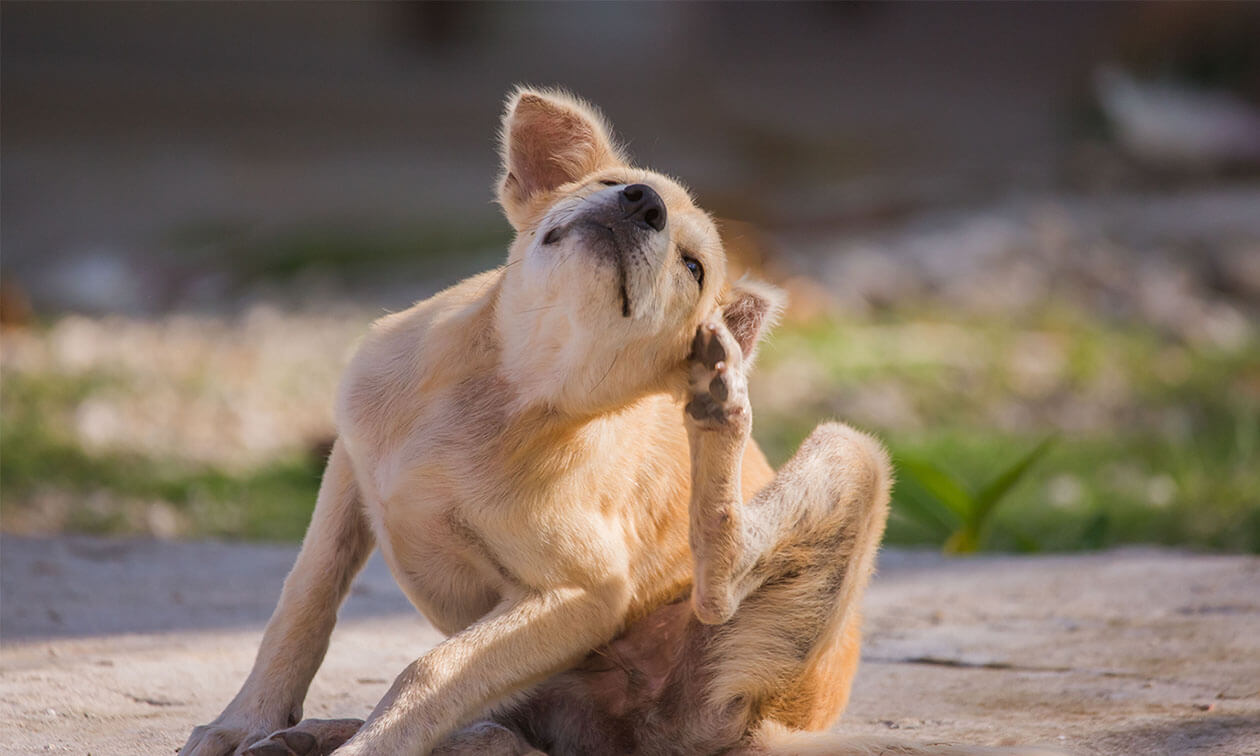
{"left": 739, "top": 720, "right": 1070, "bottom": 756}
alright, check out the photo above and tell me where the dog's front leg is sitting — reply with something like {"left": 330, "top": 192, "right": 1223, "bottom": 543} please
{"left": 181, "top": 439, "right": 374, "bottom": 756}
{"left": 334, "top": 582, "right": 627, "bottom": 755}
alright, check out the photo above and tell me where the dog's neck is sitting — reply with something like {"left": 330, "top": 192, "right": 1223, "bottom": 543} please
{"left": 492, "top": 274, "right": 686, "bottom": 420}
{"left": 493, "top": 328, "right": 673, "bottom": 421}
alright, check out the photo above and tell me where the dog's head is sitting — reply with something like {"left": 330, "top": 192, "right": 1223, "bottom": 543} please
{"left": 494, "top": 87, "right": 783, "bottom": 415}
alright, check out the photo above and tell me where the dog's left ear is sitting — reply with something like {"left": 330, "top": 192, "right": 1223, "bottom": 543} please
{"left": 497, "top": 87, "right": 625, "bottom": 230}
{"left": 720, "top": 278, "right": 787, "bottom": 365}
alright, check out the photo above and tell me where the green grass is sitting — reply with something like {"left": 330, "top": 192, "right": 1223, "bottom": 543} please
{"left": 1, "top": 371, "right": 322, "bottom": 540}
{"left": 895, "top": 435, "right": 1057, "bottom": 554}
{"left": 3, "top": 303, "right": 1257, "bottom": 551}
{"left": 753, "top": 309, "right": 1260, "bottom": 553}
{"left": 877, "top": 424, "right": 1260, "bottom": 553}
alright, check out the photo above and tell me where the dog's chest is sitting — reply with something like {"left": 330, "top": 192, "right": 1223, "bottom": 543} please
{"left": 370, "top": 487, "right": 513, "bottom": 635}
{"left": 349, "top": 398, "right": 628, "bottom": 632}
{"left": 366, "top": 455, "right": 636, "bottom": 636}
{"left": 352, "top": 414, "right": 525, "bottom": 632}
{"left": 341, "top": 363, "right": 695, "bottom": 637}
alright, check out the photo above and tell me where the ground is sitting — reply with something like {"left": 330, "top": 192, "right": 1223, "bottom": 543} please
{"left": 1, "top": 535, "right": 1256, "bottom": 755}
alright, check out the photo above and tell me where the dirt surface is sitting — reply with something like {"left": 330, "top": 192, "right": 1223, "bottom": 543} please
{"left": 1, "top": 535, "right": 1257, "bottom": 755}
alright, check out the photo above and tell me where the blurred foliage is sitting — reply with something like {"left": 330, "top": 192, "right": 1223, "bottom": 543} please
{"left": 2, "top": 298, "right": 1258, "bottom": 551}
{"left": 894, "top": 437, "right": 1056, "bottom": 554}
{"left": 753, "top": 310, "right": 1260, "bottom": 554}
{"left": 1, "top": 370, "right": 320, "bottom": 540}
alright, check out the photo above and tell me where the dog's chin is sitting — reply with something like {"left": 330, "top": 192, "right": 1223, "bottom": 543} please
{"left": 560, "top": 233, "right": 621, "bottom": 319}
{"left": 569, "top": 222, "right": 662, "bottom": 320}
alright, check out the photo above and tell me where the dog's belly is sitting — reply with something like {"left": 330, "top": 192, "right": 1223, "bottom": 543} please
{"left": 509, "top": 599, "right": 751, "bottom": 755}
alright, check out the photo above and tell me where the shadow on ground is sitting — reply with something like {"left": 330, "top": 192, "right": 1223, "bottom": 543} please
{"left": 2, "top": 536, "right": 1258, "bottom": 755}
{"left": 0, "top": 534, "right": 413, "bottom": 640}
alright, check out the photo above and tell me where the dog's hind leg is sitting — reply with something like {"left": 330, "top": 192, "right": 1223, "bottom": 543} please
{"left": 683, "top": 319, "right": 891, "bottom": 733}
{"left": 697, "top": 420, "right": 891, "bottom": 731}
{"left": 666, "top": 329, "right": 1047, "bottom": 755}
{"left": 684, "top": 320, "right": 890, "bottom": 629}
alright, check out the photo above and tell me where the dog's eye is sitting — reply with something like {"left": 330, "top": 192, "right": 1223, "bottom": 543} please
{"left": 542, "top": 227, "right": 563, "bottom": 245}
{"left": 682, "top": 256, "right": 704, "bottom": 287}
{"left": 599, "top": 179, "right": 622, "bottom": 186}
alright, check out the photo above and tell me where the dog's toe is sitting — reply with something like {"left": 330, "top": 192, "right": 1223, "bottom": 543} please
{"left": 702, "top": 324, "right": 726, "bottom": 369}
{"left": 242, "top": 738, "right": 296, "bottom": 756}
{"left": 278, "top": 730, "right": 318, "bottom": 754}
{"left": 709, "top": 368, "right": 728, "bottom": 402}
{"left": 242, "top": 719, "right": 363, "bottom": 756}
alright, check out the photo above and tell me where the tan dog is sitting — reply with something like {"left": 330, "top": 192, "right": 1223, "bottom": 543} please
{"left": 180, "top": 89, "right": 1043, "bottom": 756}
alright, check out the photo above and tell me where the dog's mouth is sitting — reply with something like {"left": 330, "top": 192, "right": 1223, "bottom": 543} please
{"left": 606, "top": 235, "right": 636, "bottom": 319}
{"left": 548, "top": 220, "right": 638, "bottom": 318}
{"left": 607, "top": 232, "right": 632, "bottom": 318}
{"left": 618, "top": 270, "right": 630, "bottom": 318}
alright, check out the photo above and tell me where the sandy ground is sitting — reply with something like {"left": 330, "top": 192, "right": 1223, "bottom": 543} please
{"left": 1, "top": 535, "right": 1257, "bottom": 755}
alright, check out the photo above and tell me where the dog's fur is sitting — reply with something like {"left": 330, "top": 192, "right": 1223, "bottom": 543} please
{"left": 181, "top": 89, "right": 1049, "bottom": 756}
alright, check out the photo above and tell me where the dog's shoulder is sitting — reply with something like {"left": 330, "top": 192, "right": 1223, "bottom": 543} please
{"left": 336, "top": 268, "right": 503, "bottom": 434}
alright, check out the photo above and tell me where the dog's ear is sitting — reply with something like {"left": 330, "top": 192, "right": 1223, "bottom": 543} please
{"left": 497, "top": 87, "right": 625, "bottom": 229}
{"left": 720, "top": 277, "right": 787, "bottom": 365}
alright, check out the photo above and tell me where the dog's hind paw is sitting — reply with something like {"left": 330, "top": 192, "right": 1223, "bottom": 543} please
{"left": 241, "top": 718, "right": 364, "bottom": 756}
{"left": 685, "top": 321, "right": 750, "bottom": 431}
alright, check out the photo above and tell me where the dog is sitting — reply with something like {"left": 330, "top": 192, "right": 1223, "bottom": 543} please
{"left": 181, "top": 88, "right": 1049, "bottom": 756}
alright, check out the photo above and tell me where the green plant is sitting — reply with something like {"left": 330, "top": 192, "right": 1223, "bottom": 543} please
{"left": 892, "top": 437, "right": 1056, "bottom": 553}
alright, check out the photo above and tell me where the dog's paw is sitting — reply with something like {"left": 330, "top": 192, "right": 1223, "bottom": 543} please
{"left": 685, "top": 321, "right": 750, "bottom": 431}
{"left": 241, "top": 719, "right": 364, "bottom": 756}
{"left": 180, "top": 719, "right": 277, "bottom": 756}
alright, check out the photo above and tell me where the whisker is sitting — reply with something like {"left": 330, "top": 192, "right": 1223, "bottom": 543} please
{"left": 472, "top": 259, "right": 522, "bottom": 298}
{"left": 517, "top": 304, "right": 559, "bottom": 315}
{"left": 590, "top": 351, "right": 621, "bottom": 393}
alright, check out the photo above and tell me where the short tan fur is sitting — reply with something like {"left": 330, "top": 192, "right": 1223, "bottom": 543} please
{"left": 181, "top": 88, "right": 1054, "bottom": 756}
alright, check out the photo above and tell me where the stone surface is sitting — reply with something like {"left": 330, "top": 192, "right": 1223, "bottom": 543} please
{"left": 1, "top": 535, "right": 1257, "bottom": 755}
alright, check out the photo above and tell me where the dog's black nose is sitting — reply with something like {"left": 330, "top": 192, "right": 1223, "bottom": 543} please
{"left": 619, "top": 184, "right": 667, "bottom": 231}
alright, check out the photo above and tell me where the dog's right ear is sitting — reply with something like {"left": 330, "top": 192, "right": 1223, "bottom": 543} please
{"left": 719, "top": 277, "right": 787, "bottom": 366}
{"left": 497, "top": 87, "right": 625, "bottom": 230}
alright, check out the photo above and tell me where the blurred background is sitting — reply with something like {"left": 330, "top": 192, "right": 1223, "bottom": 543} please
{"left": 2, "top": 1, "right": 1257, "bottom": 552}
